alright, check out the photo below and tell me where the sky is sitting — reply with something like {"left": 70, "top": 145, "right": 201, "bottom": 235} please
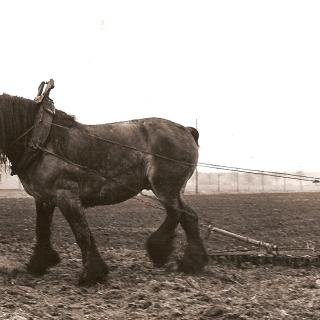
{"left": 0, "top": 0, "right": 320, "bottom": 172}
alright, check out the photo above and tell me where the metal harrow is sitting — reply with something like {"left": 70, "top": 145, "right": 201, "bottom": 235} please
{"left": 204, "top": 225, "right": 320, "bottom": 267}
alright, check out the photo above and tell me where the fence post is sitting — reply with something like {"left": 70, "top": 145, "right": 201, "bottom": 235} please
{"left": 298, "top": 170, "right": 303, "bottom": 191}
{"left": 236, "top": 172, "right": 239, "bottom": 192}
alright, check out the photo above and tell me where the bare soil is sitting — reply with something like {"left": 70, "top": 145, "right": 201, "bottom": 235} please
{"left": 1, "top": 191, "right": 320, "bottom": 319}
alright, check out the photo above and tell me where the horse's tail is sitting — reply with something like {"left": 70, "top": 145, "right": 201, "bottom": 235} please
{"left": 187, "top": 126, "right": 199, "bottom": 147}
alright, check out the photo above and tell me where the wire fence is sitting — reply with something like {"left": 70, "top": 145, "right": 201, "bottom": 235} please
{"left": 185, "top": 170, "right": 320, "bottom": 194}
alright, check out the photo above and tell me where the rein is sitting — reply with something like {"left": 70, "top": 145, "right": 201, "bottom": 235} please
{"left": 7, "top": 117, "right": 197, "bottom": 176}
{"left": 5, "top": 124, "right": 36, "bottom": 151}
{"left": 44, "top": 120, "right": 198, "bottom": 167}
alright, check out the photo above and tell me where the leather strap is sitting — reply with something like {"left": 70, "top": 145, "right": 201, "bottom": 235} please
{"left": 11, "top": 82, "right": 56, "bottom": 175}
{"left": 30, "top": 96, "right": 55, "bottom": 148}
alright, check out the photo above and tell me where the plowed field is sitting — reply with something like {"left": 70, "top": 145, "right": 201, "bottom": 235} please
{"left": 1, "top": 191, "right": 320, "bottom": 319}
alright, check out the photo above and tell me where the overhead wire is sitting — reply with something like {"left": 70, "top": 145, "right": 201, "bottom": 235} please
{"left": 197, "top": 163, "right": 320, "bottom": 183}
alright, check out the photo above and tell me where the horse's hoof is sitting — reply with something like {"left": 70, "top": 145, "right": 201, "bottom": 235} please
{"left": 26, "top": 262, "right": 46, "bottom": 276}
{"left": 78, "top": 260, "right": 109, "bottom": 286}
{"left": 27, "top": 249, "right": 61, "bottom": 276}
{"left": 146, "top": 233, "right": 176, "bottom": 267}
{"left": 176, "top": 254, "right": 208, "bottom": 274}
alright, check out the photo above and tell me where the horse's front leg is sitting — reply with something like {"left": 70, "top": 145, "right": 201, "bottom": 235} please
{"left": 27, "top": 201, "right": 60, "bottom": 275}
{"left": 56, "top": 189, "right": 108, "bottom": 286}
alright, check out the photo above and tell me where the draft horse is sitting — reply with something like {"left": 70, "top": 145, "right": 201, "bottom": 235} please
{"left": 0, "top": 93, "right": 208, "bottom": 285}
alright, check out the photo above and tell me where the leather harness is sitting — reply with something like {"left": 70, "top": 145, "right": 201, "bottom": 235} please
{"left": 11, "top": 80, "right": 55, "bottom": 175}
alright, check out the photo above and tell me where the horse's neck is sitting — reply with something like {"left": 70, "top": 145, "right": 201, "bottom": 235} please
{"left": 0, "top": 97, "right": 37, "bottom": 168}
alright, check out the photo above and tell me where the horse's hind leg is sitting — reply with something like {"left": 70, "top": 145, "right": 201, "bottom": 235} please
{"left": 146, "top": 200, "right": 180, "bottom": 267}
{"left": 27, "top": 201, "right": 60, "bottom": 275}
{"left": 56, "top": 189, "right": 108, "bottom": 286}
{"left": 146, "top": 191, "right": 208, "bottom": 272}
{"left": 177, "top": 197, "right": 208, "bottom": 273}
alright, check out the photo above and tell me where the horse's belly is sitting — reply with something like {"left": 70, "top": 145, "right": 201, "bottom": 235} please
{"left": 80, "top": 177, "right": 149, "bottom": 207}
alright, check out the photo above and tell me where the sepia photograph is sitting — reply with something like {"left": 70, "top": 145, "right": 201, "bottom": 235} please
{"left": 1, "top": 0, "right": 320, "bottom": 319}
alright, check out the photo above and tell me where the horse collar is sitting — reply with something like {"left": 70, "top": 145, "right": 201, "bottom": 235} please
{"left": 11, "top": 97, "right": 55, "bottom": 175}
{"left": 30, "top": 97, "right": 55, "bottom": 148}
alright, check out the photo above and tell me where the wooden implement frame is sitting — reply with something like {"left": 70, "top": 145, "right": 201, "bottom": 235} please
{"left": 204, "top": 225, "right": 279, "bottom": 255}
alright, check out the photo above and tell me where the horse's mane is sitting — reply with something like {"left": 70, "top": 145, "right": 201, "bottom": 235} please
{"left": 0, "top": 93, "right": 78, "bottom": 169}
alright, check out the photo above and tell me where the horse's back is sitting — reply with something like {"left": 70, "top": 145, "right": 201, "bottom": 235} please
{"left": 86, "top": 117, "right": 199, "bottom": 161}
{"left": 85, "top": 117, "right": 199, "bottom": 190}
